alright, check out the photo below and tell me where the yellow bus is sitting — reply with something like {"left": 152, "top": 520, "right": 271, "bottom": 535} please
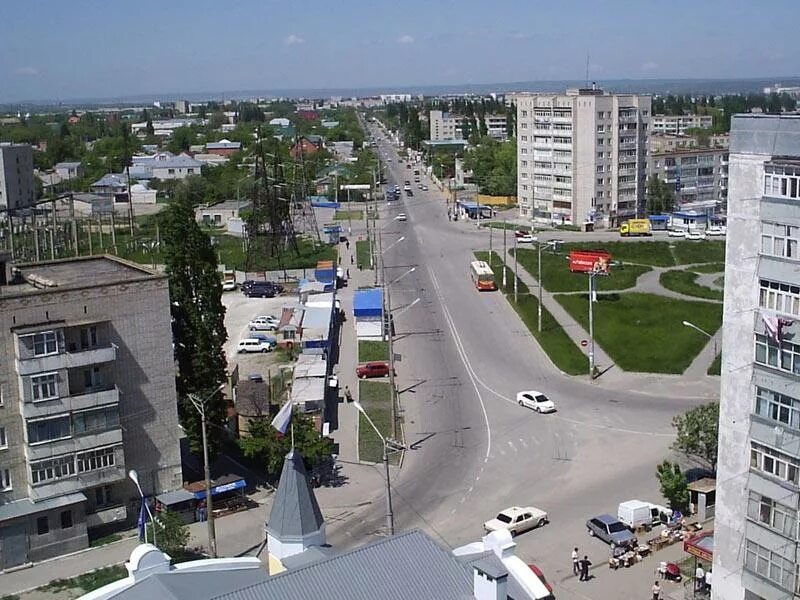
{"left": 470, "top": 260, "right": 497, "bottom": 291}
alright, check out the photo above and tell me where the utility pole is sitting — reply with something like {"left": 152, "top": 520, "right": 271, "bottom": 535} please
{"left": 588, "top": 272, "right": 595, "bottom": 379}
{"left": 502, "top": 220, "right": 507, "bottom": 289}
{"left": 513, "top": 232, "right": 518, "bottom": 302}
{"left": 488, "top": 223, "right": 493, "bottom": 266}
{"left": 538, "top": 242, "right": 544, "bottom": 332}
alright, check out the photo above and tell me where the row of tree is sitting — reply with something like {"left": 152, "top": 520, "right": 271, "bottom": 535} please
{"left": 462, "top": 137, "right": 517, "bottom": 196}
{"left": 652, "top": 92, "right": 797, "bottom": 132}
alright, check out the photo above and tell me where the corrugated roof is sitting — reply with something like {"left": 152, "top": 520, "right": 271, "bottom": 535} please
{"left": 353, "top": 288, "right": 383, "bottom": 317}
{"left": 266, "top": 450, "right": 324, "bottom": 540}
{"left": 0, "top": 492, "right": 86, "bottom": 521}
{"left": 105, "top": 568, "right": 269, "bottom": 600}
{"left": 211, "top": 530, "right": 475, "bottom": 600}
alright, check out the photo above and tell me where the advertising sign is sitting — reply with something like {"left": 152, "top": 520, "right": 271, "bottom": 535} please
{"left": 568, "top": 250, "right": 612, "bottom": 273}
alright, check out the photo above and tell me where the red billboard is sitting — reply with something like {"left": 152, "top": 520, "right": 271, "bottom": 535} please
{"left": 569, "top": 250, "right": 612, "bottom": 273}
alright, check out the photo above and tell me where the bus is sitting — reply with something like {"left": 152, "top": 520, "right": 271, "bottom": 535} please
{"left": 470, "top": 260, "right": 497, "bottom": 291}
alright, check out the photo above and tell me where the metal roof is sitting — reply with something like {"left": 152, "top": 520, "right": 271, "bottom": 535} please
{"left": 266, "top": 450, "right": 324, "bottom": 541}
{"left": 210, "top": 530, "right": 476, "bottom": 600}
{"left": 104, "top": 568, "right": 269, "bottom": 600}
{"left": 0, "top": 492, "right": 86, "bottom": 522}
{"left": 353, "top": 288, "right": 383, "bottom": 317}
{"left": 156, "top": 488, "right": 195, "bottom": 506}
{"left": 293, "top": 353, "right": 327, "bottom": 379}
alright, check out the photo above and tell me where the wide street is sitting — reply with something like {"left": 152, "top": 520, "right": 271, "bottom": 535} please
{"left": 328, "top": 123, "right": 717, "bottom": 599}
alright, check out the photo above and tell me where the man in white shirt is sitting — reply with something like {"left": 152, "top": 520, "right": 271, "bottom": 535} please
{"left": 571, "top": 547, "right": 579, "bottom": 576}
{"left": 705, "top": 568, "right": 712, "bottom": 593}
{"left": 695, "top": 564, "right": 705, "bottom": 592}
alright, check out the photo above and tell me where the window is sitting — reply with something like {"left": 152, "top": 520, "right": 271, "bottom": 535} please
{"left": 79, "top": 326, "right": 98, "bottom": 350}
{"left": 760, "top": 279, "right": 800, "bottom": 317}
{"left": 95, "top": 484, "right": 114, "bottom": 507}
{"left": 31, "top": 373, "right": 58, "bottom": 402}
{"left": 33, "top": 331, "right": 58, "bottom": 356}
{"left": 0, "top": 468, "right": 10, "bottom": 490}
{"left": 37, "top": 516, "right": 49, "bottom": 535}
{"left": 60, "top": 510, "right": 72, "bottom": 529}
{"left": 745, "top": 540, "right": 794, "bottom": 591}
{"left": 168, "top": 168, "right": 175, "bottom": 174}
{"left": 747, "top": 491, "right": 796, "bottom": 538}
{"left": 31, "top": 455, "right": 75, "bottom": 484}
{"left": 520, "top": 135, "right": 527, "bottom": 141}
{"left": 755, "top": 334, "right": 800, "bottom": 374}
{"left": 1, "top": 383, "right": 4, "bottom": 406}
{"left": 77, "top": 446, "right": 116, "bottom": 473}
{"left": 750, "top": 442, "right": 800, "bottom": 485}
{"left": 0, "top": 426, "right": 6, "bottom": 448}
{"left": 597, "top": 125, "right": 605, "bottom": 133}
{"left": 596, "top": 165, "right": 604, "bottom": 173}
{"left": 27, "top": 416, "right": 71, "bottom": 445}
{"left": 521, "top": 110, "right": 528, "bottom": 117}
{"left": 73, "top": 405, "right": 120, "bottom": 435}
{"left": 761, "top": 221, "right": 800, "bottom": 260}
{"left": 756, "top": 386, "right": 800, "bottom": 430}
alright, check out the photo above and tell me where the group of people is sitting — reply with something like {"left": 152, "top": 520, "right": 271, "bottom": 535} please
{"left": 571, "top": 547, "right": 592, "bottom": 581}
{"left": 695, "top": 563, "right": 712, "bottom": 594}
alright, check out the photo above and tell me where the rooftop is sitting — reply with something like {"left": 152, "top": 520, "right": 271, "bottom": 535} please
{"left": 2, "top": 255, "right": 162, "bottom": 297}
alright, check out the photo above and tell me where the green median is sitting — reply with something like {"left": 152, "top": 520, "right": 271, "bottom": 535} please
{"left": 660, "top": 270, "right": 723, "bottom": 301}
{"left": 475, "top": 251, "right": 588, "bottom": 376}
{"left": 355, "top": 240, "right": 373, "bottom": 269}
{"left": 358, "top": 380, "right": 401, "bottom": 464}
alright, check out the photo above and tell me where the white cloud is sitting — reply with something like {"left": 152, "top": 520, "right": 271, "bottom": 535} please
{"left": 284, "top": 34, "right": 304, "bottom": 45}
{"left": 14, "top": 66, "right": 39, "bottom": 76}
{"left": 398, "top": 34, "right": 414, "bottom": 44}
{"left": 641, "top": 61, "right": 658, "bottom": 73}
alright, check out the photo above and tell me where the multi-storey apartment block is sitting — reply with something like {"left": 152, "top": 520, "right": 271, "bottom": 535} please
{"left": 514, "top": 87, "right": 651, "bottom": 226}
{"left": 0, "top": 143, "right": 35, "bottom": 211}
{"left": 651, "top": 114, "right": 713, "bottom": 135}
{"left": 0, "top": 255, "right": 182, "bottom": 568}
{"left": 714, "top": 114, "right": 800, "bottom": 600}
{"left": 648, "top": 147, "right": 728, "bottom": 207}
{"left": 429, "top": 110, "right": 464, "bottom": 142}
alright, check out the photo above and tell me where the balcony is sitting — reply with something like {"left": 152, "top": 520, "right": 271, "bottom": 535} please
{"left": 26, "top": 427, "right": 123, "bottom": 461}
{"left": 21, "top": 385, "right": 120, "bottom": 420}
{"left": 16, "top": 344, "right": 117, "bottom": 376}
{"left": 618, "top": 141, "right": 637, "bottom": 150}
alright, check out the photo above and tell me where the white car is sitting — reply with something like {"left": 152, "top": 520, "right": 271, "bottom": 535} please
{"left": 422, "top": 185, "right": 428, "bottom": 191}
{"left": 516, "top": 391, "right": 556, "bottom": 413}
{"left": 484, "top": 506, "right": 549, "bottom": 536}
{"left": 222, "top": 280, "right": 236, "bottom": 291}
{"left": 667, "top": 228, "right": 685, "bottom": 237}
{"left": 516, "top": 234, "right": 537, "bottom": 244}
{"left": 237, "top": 338, "right": 274, "bottom": 353}
{"left": 249, "top": 316, "right": 280, "bottom": 331}
{"left": 396, "top": 213, "right": 407, "bottom": 222}
{"left": 685, "top": 230, "right": 707, "bottom": 241}
{"left": 706, "top": 226, "right": 726, "bottom": 236}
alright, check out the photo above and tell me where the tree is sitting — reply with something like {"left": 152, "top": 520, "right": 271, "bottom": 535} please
{"left": 147, "top": 510, "right": 190, "bottom": 558}
{"left": 239, "top": 411, "right": 335, "bottom": 477}
{"left": 161, "top": 187, "right": 228, "bottom": 460}
{"left": 655, "top": 460, "right": 689, "bottom": 512}
{"left": 646, "top": 174, "right": 675, "bottom": 215}
{"left": 671, "top": 402, "right": 719, "bottom": 472}
{"left": 168, "top": 127, "right": 196, "bottom": 154}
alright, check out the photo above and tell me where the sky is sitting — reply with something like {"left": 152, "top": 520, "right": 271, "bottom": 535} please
{"left": 0, "top": 0, "right": 797, "bottom": 102}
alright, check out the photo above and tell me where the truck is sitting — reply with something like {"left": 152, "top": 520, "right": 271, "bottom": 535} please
{"left": 222, "top": 270, "right": 236, "bottom": 291}
{"left": 620, "top": 219, "right": 652, "bottom": 237}
{"left": 617, "top": 499, "right": 673, "bottom": 531}
{"left": 568, "top": 250, "right": 612, "bottom": 273}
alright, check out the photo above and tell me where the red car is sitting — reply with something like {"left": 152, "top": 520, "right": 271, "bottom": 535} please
{"left": 356, "top": 361, "right": 391, "bottom": 379}
{"left": 527, "top": 564, "right": 554, "bottom": 597}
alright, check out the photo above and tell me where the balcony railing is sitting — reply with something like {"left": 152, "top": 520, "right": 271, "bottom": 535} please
{"left": 16, "top": 344, "right": 117, "bottom": 376}
{"left": 21, "top": 385, "right": 120, "bottom": 420}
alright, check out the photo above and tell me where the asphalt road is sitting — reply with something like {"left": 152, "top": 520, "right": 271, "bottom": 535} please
{"left": 325, "top": 125, "right": 711, "bottom": 599}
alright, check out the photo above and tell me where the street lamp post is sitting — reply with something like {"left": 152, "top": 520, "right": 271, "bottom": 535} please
{"left": 353, "top": 400, "right": 403, "bottom": 536}
{"left": 537, "top": 240, "right": 556, "bottom": 332}
{"left": 187, "top": 383, "right": 225, "bottom": 558}
{"left": 682, "top": 320, "right": 717, "bottom": 356}
{"left": 128, "top": 469, "right": 156, "bottom": 547}
{"left": 588, "top": 272, "right": 596, "bottom": 378}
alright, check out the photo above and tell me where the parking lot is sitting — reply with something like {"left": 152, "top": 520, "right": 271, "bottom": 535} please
{"left": 221, "top": 289, "right": 295, "bottom": 378}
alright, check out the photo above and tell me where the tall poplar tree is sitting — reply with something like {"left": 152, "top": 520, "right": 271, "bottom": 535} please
{"left": 161, "top": 186, "right": 228, "bottom": 461}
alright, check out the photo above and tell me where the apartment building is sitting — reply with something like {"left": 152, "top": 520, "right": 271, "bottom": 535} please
{"left": 484, "top": 114, "right": 508, "bottom": 139}
{"left": 0, "top": 143, "right": 35, "bottom": 211}
{"left": 429, "top": 110, "right": 464, "bottom": 142}
{"left": 513, "top": 88, "right": 651, "bottom": 226}
{"left": 648, "top": 147, "right": 728, "bottom": 206}
{"left": 651, "top": 114, "right": 713, "bottom": 135}
{"left": 714, "top": 114, "right": 800, "bottom": 600}
{"left": 0, "top": 255, "right": 182, "bottom": 569}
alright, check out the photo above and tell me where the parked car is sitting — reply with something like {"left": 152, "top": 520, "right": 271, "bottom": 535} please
{"left": 356, "top": 361, "right": 391, "bottom": 379}
{"left": 484, "top": 506, "right": 548, "bottom": 536}
{"left": 396, "top": 213, "right": 407, "bottom": 221}
{"left": 422, "top": 185, "right": 428, "bottom": 191}
{"left": 248, "top": 333, "right": 278, "bottom": 346}
{"left": 667, "top": 229, "right": 685, "bottom": 238}
{"left": 586, "top": 514, "right": 637, "bottom": 548}
{"left": 516, "top": 234, "right": 536, "bottom": 244}
{"left": 706, "top": 225, "right": 726, "bottom": 236}
{"left": 237, "top": 338, "right": 274, "bottom": 353}
{"left": 516, "top": 391, "right": 556, "bottom": 413}
{"left": 685, "top": 230, "right": 706, "bottom": 241}
{"left": 222, "top": 279, "right": 237, "bottom": 292}
{"left": 249, "top": 316, "right": 280, "bottom": 331}
{"left": 527, "top": 564, "right": 555, "bottom": 599}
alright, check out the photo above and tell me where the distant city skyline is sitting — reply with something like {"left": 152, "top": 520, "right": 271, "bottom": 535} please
{"left": 0, "top": 0, "right": 797, "bottom": 103}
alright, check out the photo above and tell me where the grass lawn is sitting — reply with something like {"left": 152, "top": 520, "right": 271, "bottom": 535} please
{"left": 670, "top": 240, "right": 726, "bottom": 265}
{"left": 358, "top": 380, "right": 400, "bottom": 464}
{"left": 334, "top": 210, "right": 364, "bottom": 221}
{"left": 555, "top": 292, "right": 723, "bottom": 373}
{"left": 355, "top": 239, "right": 373, "bottom": 269}
{"left": 512, "top": 248, "right": 651, "bottom": 293}
{"left": 359, "top": 340, "right": 389, "bottom": 362}
{"left": 691, "top": 262, "right": 725, "bottom": 273}
{"left": 481, "top": 222, "right": 531, "bottom": 232}
{"left": 659, "top": 270, "right": 724, "bottom": 301}
{"left": 565, "top": 241, "right": 676, "bottom": 267}
{"left": 40, "top": 564, "right": 128, "bottom": 594}
{"left": 475, "top": 251, "right": 588, "bottom": 375}
{"left": 708, "top": 353, "right": 722, "bottom": 375}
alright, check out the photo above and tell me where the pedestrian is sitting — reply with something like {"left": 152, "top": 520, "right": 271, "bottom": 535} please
{"left": 579, "top": 555, "right": 591, "bottom": 581}
{"left": 704, "top": 568, "right": 712, "bottom": 593}
{"left": 344, "top": 386, "right": 353, "bottom": 403}
{"left": 346, "top": 268, "right": 350, "bottom": 279}
{"left": 350, "top": 255, "right": 354, "bottom": 265}
{"left": 695, "top": 564, "right": 705, "bottom": 592}
{"left": 651, "top": 580, "right": 662, "bottom": 600}
{"left": 346, "top": 240, "right": 350, "bottom": 250}
{"left": 571, "top": 547, "right": 579, "bottom": 576}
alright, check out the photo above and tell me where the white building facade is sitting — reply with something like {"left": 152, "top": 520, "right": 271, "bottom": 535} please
{"left": 513, "top": 88, "right": 651, "bottom": 226}
{"left": 651, "top": 114, "right": 713, "bottom": 135}
{"left": 429, "top": 110, "right": 464, "bottom": 142}
{"left": 714, "top": 114, "right": 800, "bottom": 600}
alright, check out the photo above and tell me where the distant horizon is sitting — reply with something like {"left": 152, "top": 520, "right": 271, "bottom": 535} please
{"left": 3, "top": 75, "right": 800, "bottom": 109}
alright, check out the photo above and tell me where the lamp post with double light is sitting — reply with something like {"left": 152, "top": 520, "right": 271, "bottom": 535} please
{"left": 128, "top": 469, "right": 156, "bottom": 547}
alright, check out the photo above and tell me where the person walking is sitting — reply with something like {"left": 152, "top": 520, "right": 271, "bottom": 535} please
{"left": 704, "top": 567, "right": 712, "bottom": 593}
{"left": 344, "top": 386, "right": 353, "bottom": 403}
{"left": 571, "top": 547, "right": 579, "bottom": 576}
{"left": 346, "top": 240, "right": 350, "bottom": 250}
{"left": 695, "top": 564, "right": 705, "bottom": 593}
{"left": 350, "top": 255, "right": 354, "bottom": 265}
{"left": 651, "top": 580, "right": 662, "bottom": 600}
{"left": 579, "top": 555, "right": 592, "bottom": 581}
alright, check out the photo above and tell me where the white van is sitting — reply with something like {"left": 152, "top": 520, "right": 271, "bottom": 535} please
{"left": 618, "top": 499, "right": 673, "bottom": 530}
{"left": 237, "top": 338, "right": 274, "bottom": 353}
